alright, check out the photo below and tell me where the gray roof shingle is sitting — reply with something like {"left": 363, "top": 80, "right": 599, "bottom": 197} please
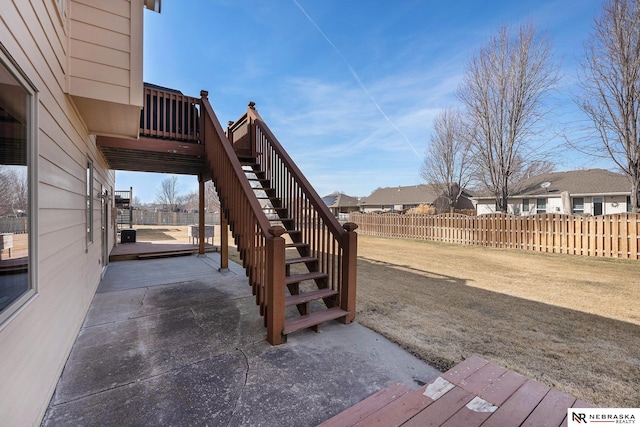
{"left": 360, "top": 185, "right": 443, "bottom": 206}
{"left": 474, "top": 169, "right": 631, "bottom": 199}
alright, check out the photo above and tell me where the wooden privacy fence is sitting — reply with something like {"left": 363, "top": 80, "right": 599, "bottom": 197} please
{"left": 350, "top": 212, "right": 640, "bottom": 260}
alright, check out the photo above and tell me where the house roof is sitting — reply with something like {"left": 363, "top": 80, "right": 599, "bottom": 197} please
{"left": 474, "top": 169, "right": 631, "bottom": 199}
{"left": 144, "top": 0, "right": 161, "bottom": 13}
{"left": 360, "top": 185, "right": 443, "bottom": 206}
{"left": 322, "top": 192, "right": 359, "bottom": 208}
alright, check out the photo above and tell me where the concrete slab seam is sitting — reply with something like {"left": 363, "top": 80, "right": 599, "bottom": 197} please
{"left": 226, "top": 348, "right": 250, "bottom": 426}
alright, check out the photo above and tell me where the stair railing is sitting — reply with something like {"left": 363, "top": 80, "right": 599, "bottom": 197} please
{"left": 140, "top": 84, "right": 201, "bottom": 142}
{"left": 199, "top": 92, "right": 286, "bottom": 345}
{"left": 229, "top": 102, "right": 357, "bottom": 323}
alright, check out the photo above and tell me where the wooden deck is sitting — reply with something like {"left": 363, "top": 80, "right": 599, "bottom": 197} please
{"left": 109, "top": 240, "right": 217, "bottom": 262}
{"left": 320, "top": 355, "right": 595, "bottom": 427}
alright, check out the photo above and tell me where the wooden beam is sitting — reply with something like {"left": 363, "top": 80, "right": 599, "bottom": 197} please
{"left": 198, "top": 177, "right": 205, "bottom": 255}
{"left": 97, "top": 135, "right": 205, "bottom": 157}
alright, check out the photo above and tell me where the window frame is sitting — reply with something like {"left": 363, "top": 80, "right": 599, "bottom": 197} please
{"left": 86, "top": 160, "right": 94, "bottom": 246}
{"left": 522, "top": 198, "right": 530, "bottom": 214}
{"left": 0, "top": 44, "right": 39, "bottom": 327}
{"left": 572, "top": 197, "right": 584, "bottom": 215}
{"left": 536, "top": 198, "right": 546, "bottom": 214}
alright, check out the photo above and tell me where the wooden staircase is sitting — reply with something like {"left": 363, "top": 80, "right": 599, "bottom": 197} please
{"left": 200, "top": 95, "right": 358, "bottom": 344}
{"left": 238, "top": 155, "right": 350, "bottom": 335}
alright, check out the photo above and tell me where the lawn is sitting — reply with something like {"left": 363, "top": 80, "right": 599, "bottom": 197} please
{"left": 354, "top": 234, "right": 639, "bottom": 408}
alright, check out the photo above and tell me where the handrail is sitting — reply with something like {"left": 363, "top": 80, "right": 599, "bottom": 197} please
{"left": 199, "top": 92, "right": 286, "bottom": 344}
{"left": 248, "top": 107, "right": 347, "bottom": 238}
{"left": 237, "top": 103, "right": 357, "bottom": 322}
{"left": 140, "top": 85, "right": 201, "bottom": 142}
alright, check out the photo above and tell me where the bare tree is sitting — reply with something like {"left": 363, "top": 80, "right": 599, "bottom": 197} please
{"left": 578, "top": 0, "right": 640, "bottom": 212}
{"left": 458, "top": 23, "right": 559, "bottom": 212}
{"left": 205, "top": 181, "right": 220, "bottom": 213}
{"left": 0, "top": 167, "right": 28, "bottom": 217}
{"left": 177, "top": 192, "right": 199, "bottom": 212}
{"left": 156, "top": 175, "right": 180, "bottom": 210}
{"left": 421, "top": 108, "right": 473, "bottom": 212}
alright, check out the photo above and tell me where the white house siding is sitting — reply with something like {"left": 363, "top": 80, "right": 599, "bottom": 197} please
{"left": 476, "top": 195, "right": 631, "bottom": 216}
{"left": 68, "top": 0, "right": 142, "bottom": 106}
{"left": 0, "top": 1, "right": 116, "bottom": 425}
{"left": 68, "top": 0, "right": 143, "bottom": 137}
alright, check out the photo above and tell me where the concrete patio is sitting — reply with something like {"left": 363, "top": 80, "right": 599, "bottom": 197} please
{"left": 41, "top": 252, "right": 440, "bottom": 426}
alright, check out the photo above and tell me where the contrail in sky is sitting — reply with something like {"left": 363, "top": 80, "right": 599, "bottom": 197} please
{"left": 292, "top": 0, "right": 421, "bottom": 158}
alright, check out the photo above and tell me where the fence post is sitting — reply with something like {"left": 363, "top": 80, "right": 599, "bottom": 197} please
{"left": 340, "top": 222, "right": 358, "bottom": 323}
{"left": 266, "top": 226, "right": 286, "bottom": 345}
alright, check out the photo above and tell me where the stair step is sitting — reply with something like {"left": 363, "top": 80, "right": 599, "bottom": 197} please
{"left": 285, "top": 256, "right": 317, "bottom": 266}
{"left": 285, "top": 288, "right": 338, "bottom": 307}
{"left": 284, "top": 307, "right": 349, "bottom": 335}
{"left": 286, "top": 271, "right": 327, "bottom": 285}
{"left": 269, "top": 217, "right": 294, "bottom": 223}
{"left": 286, "top": 242, "right": 309, "bottom": 249}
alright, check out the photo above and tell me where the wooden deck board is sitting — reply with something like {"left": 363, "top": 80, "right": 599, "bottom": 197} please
{"left": 456, "top": 362, "right": 509, "bottom": 395}
{"left": 522, "top": 388, "right": 577, "bottom": 427}
{"left": 439, "top": 403, "right": 494, "bottom": 427}
{"left": 354, "top": 386, "right": 434, "bottom": 426}
{"left": 109, "top": 241, "right": 216, "bottom": 261}
{"left": 440, "top": 354, "right": 488, "bottom": 384}
{"left": 475, "top": 369, "right": 528, "bottom": 406}
{"left": 403, "top": 386, "right": 473, "bottom": 427}
{"left": 320, "top": 355, "right": 595, "bottom": 427}
{"left": 317, "top": 383, "right": 412, "bottom": 427}
{"left": 481, "top": 379, "right": 551, "bottom": 427}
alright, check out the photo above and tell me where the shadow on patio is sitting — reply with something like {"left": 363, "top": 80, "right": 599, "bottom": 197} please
{"left": 41, "top": 253, "right": 439, "bottom": 426}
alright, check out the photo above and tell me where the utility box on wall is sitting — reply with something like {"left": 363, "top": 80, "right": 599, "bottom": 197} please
{"left": 121, "top": 229, "right": 136, "bottom": 243}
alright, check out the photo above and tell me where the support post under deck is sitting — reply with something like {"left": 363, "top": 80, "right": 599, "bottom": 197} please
{"left": 198, "top": 177, "right": 205, "bottom": 255}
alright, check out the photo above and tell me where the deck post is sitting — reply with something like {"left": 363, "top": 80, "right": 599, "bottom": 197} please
{"left": 219, "top": 210, "right": 229, "bottom": 271}
{"left": 340, "top": 222, "right": 358, "bottom": 323}
{"left": 198, "top": 177, "right": 205, "bottom": 255}
{"left": 266, "top": 226, "right": 286, "bottom": 345}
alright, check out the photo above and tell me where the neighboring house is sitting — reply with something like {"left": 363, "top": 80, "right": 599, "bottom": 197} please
{"left": 0, "top": 1, "right": 160, "bottom": 424}
{"left": 473, "top": 169, "right": 633, "bottom": 216}
{"left": 322, "top": 192, "right": 360, "bottom": 218}
{"left": 360, "top": 184, "right": 474, "bottom": 213}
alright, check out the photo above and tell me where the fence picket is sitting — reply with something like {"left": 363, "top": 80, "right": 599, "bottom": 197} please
{"left": 350, "top": 212, "right": 640, "bottom": 260}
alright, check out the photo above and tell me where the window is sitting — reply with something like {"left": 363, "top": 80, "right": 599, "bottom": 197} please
{"left": 522, "top": 199, "right": 530, "bottom": 214}
{"left": 0, "top": 45, "right": 37, "bottom": 323}
{"left": 536, "top": 198, "right": 546, "bottom": 214}
{"left": 86, "top": 160, "right": 93, "bottom": 245}
{"left": 593, "top": 197, "right": 603, "bottom": 216}
{"left": 627, "top": 196, "right": 632, "bottom": 213}
{"left": 572, "top": 197, "right": 584, "bottom": 215}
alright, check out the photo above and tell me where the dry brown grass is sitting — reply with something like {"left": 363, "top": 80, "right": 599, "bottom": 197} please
{"left": 355, "top": 234, "right": 640, "bottom": 408}
{"left": 132, "top": 225, "right": 639, "bottom": 406}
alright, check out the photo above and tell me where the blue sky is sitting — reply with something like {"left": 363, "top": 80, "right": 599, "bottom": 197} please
{"left": 116, "top": 0, "right": 609, "bottom": 203}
